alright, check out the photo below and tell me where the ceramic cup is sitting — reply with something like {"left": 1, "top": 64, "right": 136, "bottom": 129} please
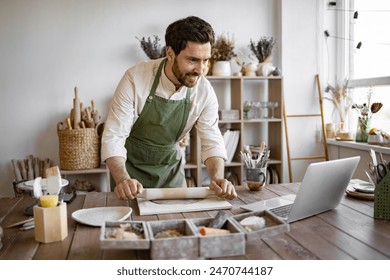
{"left": 245, "top": 167, "right": 267, "bottom": 191}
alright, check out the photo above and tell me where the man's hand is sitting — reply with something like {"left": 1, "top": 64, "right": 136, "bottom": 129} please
{"left": 114, "top": 178, "right": 143, "bottom": 200}
{"left": 209, "top": 178, "right": 237, "bottom": 200}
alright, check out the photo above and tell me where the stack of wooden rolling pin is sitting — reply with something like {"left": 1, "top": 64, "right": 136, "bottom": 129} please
{"left": 57, "top": 87, "right": 103, "bottom": 170}
{"left": 11, "top": 155, "right": 51, "bottom": 183}
{"left": 58, "top": 86, "right": 101, "bottom": 131}
{"left": 11, "top": 155, "right": 51, "bottom": 196}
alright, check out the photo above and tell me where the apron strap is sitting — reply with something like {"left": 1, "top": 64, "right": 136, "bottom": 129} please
{"left": 175, "top": 87, "right": 191, "bottom": 140}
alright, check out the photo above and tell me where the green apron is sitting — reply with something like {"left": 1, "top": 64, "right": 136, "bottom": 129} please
{"left": 124, "top": 59, "right": 191, "bottom": 188}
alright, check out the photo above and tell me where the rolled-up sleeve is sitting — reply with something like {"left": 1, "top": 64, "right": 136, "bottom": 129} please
{"left": 195, "top": 85, "right": 228, "bottom": 163}
{"left": 101, "top": 70, "right": 135, "bottom": 161}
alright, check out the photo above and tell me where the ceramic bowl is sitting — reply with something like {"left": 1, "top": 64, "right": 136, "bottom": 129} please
{"left": 246, "top": 181, "right": 265, "bottom": 191}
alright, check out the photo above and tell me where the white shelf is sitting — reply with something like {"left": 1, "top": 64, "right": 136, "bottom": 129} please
{"left": 60, "top": 163, "right": 110, "bottom": 192}
{"left": 184, "top": 76, "right": 284, "bottom": 187}
{"left": 327, "top": 139, "right": 390, "bottom": 155}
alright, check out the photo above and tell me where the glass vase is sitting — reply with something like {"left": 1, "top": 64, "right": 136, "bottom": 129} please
{"left": 355, "top": 116, "right": 371, "bottom": 143}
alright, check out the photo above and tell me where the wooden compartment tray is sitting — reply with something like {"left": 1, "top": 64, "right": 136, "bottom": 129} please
{"left": 146, "top": 219, "right": 198, "bottom": 259}
{"left": 189, "top": 217, "right": 245, "bottom": 258}
{"left": 100, "top": 221, "right": 150, "bottom": 250}
{"left": 230, "top": 210, "right": 290, "bottom": 241}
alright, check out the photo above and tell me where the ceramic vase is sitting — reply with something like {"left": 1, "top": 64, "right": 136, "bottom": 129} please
{"left": 355, "top": 116, "right": 371, "bottom": 142}
{"left": 244, "top": 62, "right": 257, "bottom": 77}
{"left": 212, "top": 61, "right": 231, "bottom": 76}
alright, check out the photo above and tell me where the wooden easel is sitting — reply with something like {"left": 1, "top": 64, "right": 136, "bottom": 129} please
{"left": 283, "top": 74, "right": 329, "bottom": 182}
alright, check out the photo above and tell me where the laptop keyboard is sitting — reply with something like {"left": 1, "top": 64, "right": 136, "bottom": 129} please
{"left": 270, "top": 204, "right": 293, "bottom": 219}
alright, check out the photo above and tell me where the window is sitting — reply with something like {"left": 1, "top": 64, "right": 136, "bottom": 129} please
{"left": 350, "top": 0, "right": 390, "bottom": 79}
{"left": 347, "top": 0, "right": 390, "bottom": 132}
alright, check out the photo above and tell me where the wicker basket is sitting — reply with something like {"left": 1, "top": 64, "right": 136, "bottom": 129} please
{"left": 374, "top": 172, "right": 390, "bottom": 220}
{"left": 58, "top": 123, "right": 103, "bottom": 170}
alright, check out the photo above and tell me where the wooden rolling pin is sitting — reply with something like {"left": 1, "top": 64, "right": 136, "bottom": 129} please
{"left": 27, "top": 156, "right": 34, "bottom": 180}
{"left": 84, "top": 107, "right": 95, "bottom": 128}
{"left": 73, "top": 86, "right": 81, "bottom": 129}
{"left": 137, "top": 187, "right": 215, "bottom": 201}
{"left": 91, "top": 99, "right": 101, "bottom": 124}
{"left": 11, "top": 159, "right": 23, "bottom": 182}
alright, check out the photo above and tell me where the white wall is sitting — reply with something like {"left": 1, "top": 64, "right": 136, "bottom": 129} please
{"left": 281, "top": 0, "right": 335, "bottom": 181}
{"left": 0, "top": 0, "right": 324, "bottom": 197}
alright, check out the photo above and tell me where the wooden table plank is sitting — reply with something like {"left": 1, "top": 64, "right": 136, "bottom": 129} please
{"left": 261, "top": 234, "right": 318, "bottom": 260}
{"left": 318, "top": 206, "right": 390, "bottom": 257}
{"left": 0, "top": 197, "right": 37, "bottom": 260}
{"left": 0, "top": 197, "right": 23, "bottom": 223}
{"left": 101, "top": 192, "right": 140, "bottom": 260}
{"left": 286, "top": 221, "right": 354, "bottom": 260}
{"left": 299, "top": 216, "right": 388, "bottom": 259}
{"left": 2, "top": 184, "right": 389, "bottom": 260}
{"left": 67, "top": 192, "right": 107, "bottom": 259}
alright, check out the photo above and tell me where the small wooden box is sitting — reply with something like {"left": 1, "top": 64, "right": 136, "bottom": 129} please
{"left": 230, "top": 210, "right": 289, "bottom": 241}
{"left": 100, "top": 221, "right": 150, "bottom": 250}
{"left": 146, "top": 219, "right": 198, "bottom": 259}
{"left": 189, "top": 217, "right": 245, "bottom": 258}
{"left": 33, "top": 202, "right": 68, "bottom": 243}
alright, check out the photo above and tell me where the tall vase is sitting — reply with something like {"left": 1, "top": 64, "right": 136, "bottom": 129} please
{"left": 355, "top": 116, "right": 371, "bottom": 142}
{"left": 212, "top": 61, "right": 231, "bottom": 76}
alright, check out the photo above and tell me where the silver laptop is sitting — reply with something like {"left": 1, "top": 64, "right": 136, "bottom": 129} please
{"left": 241, "top": 156, "right": 360, "bottom": 223}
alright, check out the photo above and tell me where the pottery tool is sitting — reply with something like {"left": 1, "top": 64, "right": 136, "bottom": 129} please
{"left": 45, "top": 166, "right": 62, "bottom": 195}
{"left": 5, "top": 217, "right": 34, "bottom": 229}
{"left": 207, "top": 210, "right": 230, "bottom": 229}
{"left": 33, "top": 177, "right": 43, "bottom": 199}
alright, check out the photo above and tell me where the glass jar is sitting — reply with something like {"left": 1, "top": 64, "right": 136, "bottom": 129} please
{"left": 355, "top": 116, "right": 371, "bottom": 142}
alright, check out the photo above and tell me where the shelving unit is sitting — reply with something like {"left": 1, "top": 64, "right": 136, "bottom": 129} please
{"left": 60, "top": 163, "right": 110, "bottom": 192}
{"left": 184, "top": 76, "right": 284, "bottom": 187}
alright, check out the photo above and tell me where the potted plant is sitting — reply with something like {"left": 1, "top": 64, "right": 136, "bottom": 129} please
{"left": 351, "top": 87, "right": 383, "bottom": 142}
{"left": 249, "top": 37, "right": 276, "bottom": 76}
{"left": 210, "top": 33, "right": 236, "bottom": 76}
{"left": 136, "top": 35, "right": 166, "bottom": 59}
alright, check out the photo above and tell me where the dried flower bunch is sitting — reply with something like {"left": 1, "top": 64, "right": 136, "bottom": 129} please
{"left": 136, "top": 35, "right": 166, "bottom": 59}
{"left": 211, "top": 34, "right": 236, "bottom": 61}
{"left": 352, "top": 87, "right": 383, "bottom": 118}
{"left": 249, "top": 37, "right": 276, "bottom": 63}
{"left": 323, "top": 78, "right": 352, "bottom": 124}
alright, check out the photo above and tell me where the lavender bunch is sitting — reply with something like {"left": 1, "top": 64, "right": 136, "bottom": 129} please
{"left": 249, "top": 37, "right": 276, "bottom": 63}
{"left": 136, "top": 35, "right": 166, "bottom": 59}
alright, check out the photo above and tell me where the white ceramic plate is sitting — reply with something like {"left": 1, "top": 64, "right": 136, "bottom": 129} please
{"left": 353, "top": 182, "right": 375, "bottom": 194}
{"left": 24, "top": 178, "right": 69, "bottom": 189}
{"left": 71, "top": 206, "right": 132, "bottom": 227}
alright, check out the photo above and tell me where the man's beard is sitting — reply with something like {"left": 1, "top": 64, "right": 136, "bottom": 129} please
{"left": 172, "top": 59, "right": 199, "bottom": 88}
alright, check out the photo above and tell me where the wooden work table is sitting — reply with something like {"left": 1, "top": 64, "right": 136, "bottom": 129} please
{"left": 0, "top": 184, "right": 389, "bottom": 260}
